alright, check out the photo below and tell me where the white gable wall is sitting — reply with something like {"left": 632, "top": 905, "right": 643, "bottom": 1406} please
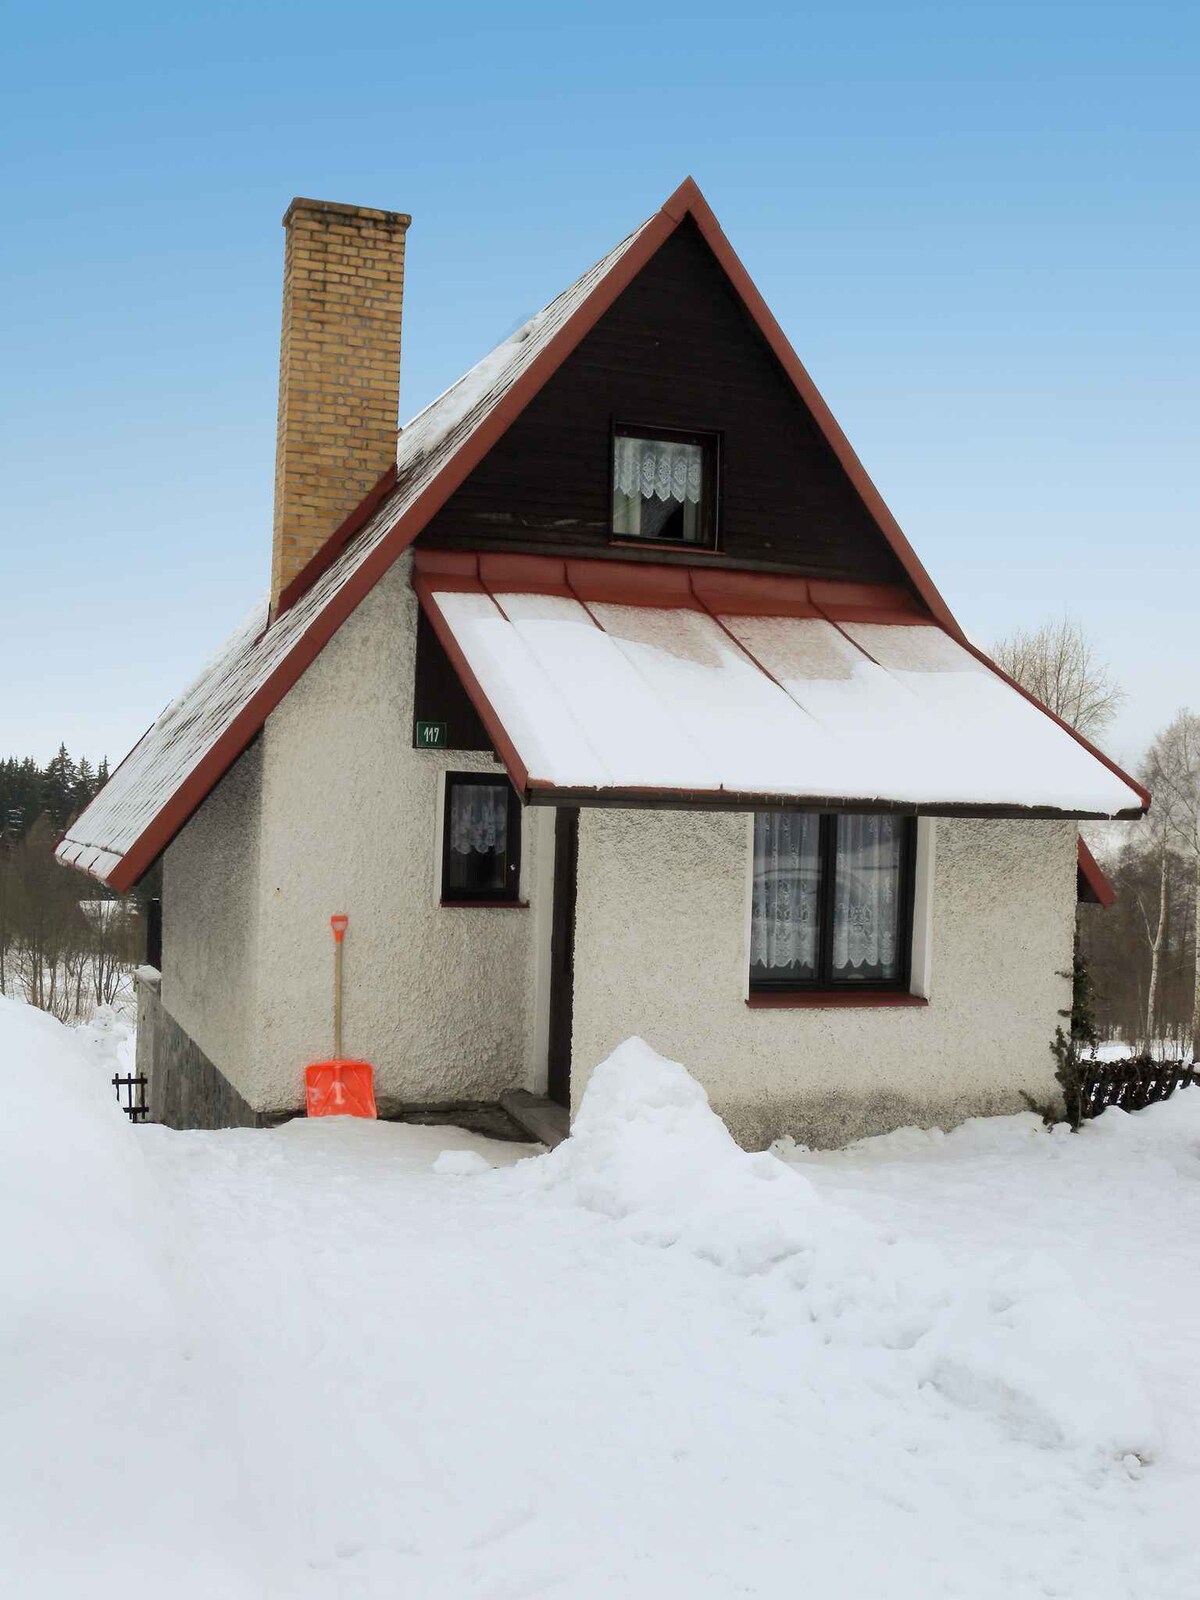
{"left": 161, "top": 551, "right": 1078, "bottom": 1141}
{"left": 570, "top": 809, "right": 1076, "bottom": 1149}
{"left": 164, "top": 556, "right": 548, "bottom": 1115}
{"left": 250, "top": 556, "right": 546, "bottom": 1114}
{"left": 162, "top": 738, "right": 264, "bottom": 1084}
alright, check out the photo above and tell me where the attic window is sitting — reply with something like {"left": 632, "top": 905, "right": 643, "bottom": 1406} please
{"left": 611, "top": 426, "right": 717, "bottom": 547}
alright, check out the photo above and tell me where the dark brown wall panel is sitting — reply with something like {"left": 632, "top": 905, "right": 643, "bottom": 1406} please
{"left": 418, "top": 218, "right": 910, "bottom": 587}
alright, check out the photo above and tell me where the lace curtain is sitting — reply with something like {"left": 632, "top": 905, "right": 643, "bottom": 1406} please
{"left": 831, "top": 814, "right": 902, "bottom": 976}
{"left": 751, "top": 813, "right": 820, "bottom": 974}
{"left": 448, "top": 782, "right": 509, "bottom": 855}
{"left": 613, "top": 435, "right": 704, "bottom": 504}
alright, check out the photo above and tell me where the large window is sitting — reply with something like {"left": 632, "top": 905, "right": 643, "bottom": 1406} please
{"left": 611, "top": 426, "right": 717, "bottom": 546}
{"left": 750, "top": 813, "right": 915, "bottom": 991}
{"left": 441, "top": 773, "right": 523, "bottom": 905}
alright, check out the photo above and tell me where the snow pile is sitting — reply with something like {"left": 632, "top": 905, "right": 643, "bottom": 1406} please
{"left": 3, "top": 1017, "right": 1190, "bottom": 1597}
{"left": 0, "top": 997, "right": 169, "bottom": 1356}
{"left": 912, "top": 1250, "right": 1155, "bottom": 1453}
{"left": 510, "top": 1037, "right": 1156, "bottom": 1458}
{"left": 0, "top": 997, "right": 256, "bottom": 1599}
{"left": 433, "top": 1147, "right": 493, "bottom": 1176}
{"left": 1082, "top": 1085, "right": 1200, "bottom": 1169}
{"left": 508, "top": 1037, "right": 834, "bottom": 1272}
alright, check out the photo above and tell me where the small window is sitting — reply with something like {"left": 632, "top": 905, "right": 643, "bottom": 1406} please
{"left": 611, "top": 426, "right": 717, "bottom": 547}
{"left": 441, "top": 773, "right": 523, "bottom": 904}
{"left": 750, "top": 813, "right": 915, "bottom": 991}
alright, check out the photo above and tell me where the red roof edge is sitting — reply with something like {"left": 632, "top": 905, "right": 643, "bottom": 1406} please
{"left": 271, "top": 175, "right": 959, "bottom": 635}
{"left": 1077, "top": 836, "right": 1116, "bottom": 908}
{"left": 412, "top": 570, "right": 532, "bottom": 796}
{"left": 665, "top": 177, "right": 962, "bottom": 641}
{"left": 955, "top": 638, "right": 1150, "bottom": 813}
{"left": 66, "top": 177, "right": 1149, "bottom": 888}
{"left": 273, "top": 463, "right": 399, "bottom": 621}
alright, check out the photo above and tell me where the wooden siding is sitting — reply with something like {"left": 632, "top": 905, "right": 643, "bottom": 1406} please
{"left": 413, "top": 608, "right": 492, "bottom": 751}
{"left": 418, "top": 218, "right": 911, "bottom": 586}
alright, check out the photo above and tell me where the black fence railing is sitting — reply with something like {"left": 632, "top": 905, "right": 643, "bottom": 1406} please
{"left": 1081, "top": 1057, "right": 1198, "bottom": 1120}
{"left": 112, "top": 1073, "right": 149, "bottom": 1123}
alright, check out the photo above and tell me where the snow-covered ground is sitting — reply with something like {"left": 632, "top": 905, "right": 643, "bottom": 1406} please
{"left": 0, "top": 959, "right": 138, "bottom": 1023}
{"left": 1095, "top": 1037, "right": 1193, "bottom": 1062}
{"left": 4, "top": 999, "right": 1200, "bottom": 1599}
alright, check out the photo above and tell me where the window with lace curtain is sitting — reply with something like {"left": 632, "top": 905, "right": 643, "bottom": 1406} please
{"left": 441, "top": 773, "right": 523, "bottom": 904}
{"left": 750, "top": 813, "right": 916, "bottom": 990}
{"left": 611, "top": 425, "right": 717, "bottom": 546}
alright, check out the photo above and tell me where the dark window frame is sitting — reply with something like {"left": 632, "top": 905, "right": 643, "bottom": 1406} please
{"left": 440, "top": 771, "right": 524, "bottom": 906}
{"left": 608, "top": 421, "right": 721, "bottom": 551}
{"left": 749, "top": 813, "right": 918, "bottom": 994}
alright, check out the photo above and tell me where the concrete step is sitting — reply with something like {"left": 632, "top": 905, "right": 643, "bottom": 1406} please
{"left": 498, "top": 1088, "right": 570, "bottom": 1149}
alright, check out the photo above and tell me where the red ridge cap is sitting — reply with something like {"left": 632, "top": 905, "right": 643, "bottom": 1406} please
{"left": 808, "top": 579, "right": 926, "bottom": 624}
{"left": 661, "top": 175, "right": 703, "bottom": 223}
{"left": 565, "top": 559, "right": 697, "bottom": 609}
{"left": 478, "top": 553, "right": 574, "bottom": 599}
{"left": 689, "top": 569, "right": 819, "bottom": 618}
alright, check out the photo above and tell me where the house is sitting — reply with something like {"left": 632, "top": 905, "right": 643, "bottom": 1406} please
{"left": 58, "top": 179, "right": 1146, "bottom": 1148}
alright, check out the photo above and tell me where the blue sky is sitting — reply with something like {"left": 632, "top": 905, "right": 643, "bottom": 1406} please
{"left": 3, "top": 0, "right": 1196, "bottom": 773}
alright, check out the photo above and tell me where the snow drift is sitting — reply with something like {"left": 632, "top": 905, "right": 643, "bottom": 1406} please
{"left": 508, "top": 1036, "right": 1157, "bottom": 1458}
{"left": 0, "top": 997, "right": 257, "bottom": 1599}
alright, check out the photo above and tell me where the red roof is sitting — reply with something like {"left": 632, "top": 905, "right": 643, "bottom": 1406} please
{"left": 1077, "top": 837, "right": 1117, "bottom": 908}
{"left": 413, "top": 551, "right": 1148, "bottom": 816}
{"left": 56, "top": 177, "right": 1150, "bottom": 892}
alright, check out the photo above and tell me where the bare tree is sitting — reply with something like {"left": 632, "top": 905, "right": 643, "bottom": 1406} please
{"left": 1135, "top": 826, "right": 1171, "bottom": 1046}
{"left": 9, "top": 820, "right": 90, "bottom": 1020}
{"left": 0, "top": 844, "right": 11, "bottom": 995}
{"left": 1143, "top": 712, "right": 1200, "bottom": 1061}
{"left": 991, "top": 616, "right": 1125, "bottom": 740}
{"left": 82, "top": 896, "right": 140, "bottom": 1007}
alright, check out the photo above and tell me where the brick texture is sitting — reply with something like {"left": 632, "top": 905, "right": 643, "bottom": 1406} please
{"left": 271, "top": 198, "right": 411, "bottom": 606}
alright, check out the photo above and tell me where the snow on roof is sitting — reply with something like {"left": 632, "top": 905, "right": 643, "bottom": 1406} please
{"left": 57, "top": 216, "right": 658, "bottom": 890}
{"left": 416, "top": 561, "right": 1146, "bottom": 818}
{"left": 56, "top": 176, "right": 1148, "bottom": 890}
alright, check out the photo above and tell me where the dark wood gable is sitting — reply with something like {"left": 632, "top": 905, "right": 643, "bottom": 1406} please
{"left": 417, "top": 217, "right": 911, "bottom": 587}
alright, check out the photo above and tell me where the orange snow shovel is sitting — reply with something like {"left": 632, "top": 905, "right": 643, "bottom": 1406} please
{"left": 304, "top": 914, "right": 377, "bottom": 1119}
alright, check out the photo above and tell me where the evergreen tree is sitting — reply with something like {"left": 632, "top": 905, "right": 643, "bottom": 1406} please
{"left": 40, "top": 745, "right": 79, "bottom": 830}
{"left": 0, "top": 749, "right": 110, "bottom": 840}
{"left": 0, "top": 757, "right": 42, "bottom": 839}
{"left": 73, "top": 757, "right": 95, "bottom": 814}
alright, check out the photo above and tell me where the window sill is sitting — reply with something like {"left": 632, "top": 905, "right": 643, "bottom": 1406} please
{"left": 746, "top": 990, "right": 928, "bottom": 1010}
{"left": 439, "top": 899, "right": 529, "bottom": 910}
{"left": 607, "top": 538, "right": 722, "bottom": 556}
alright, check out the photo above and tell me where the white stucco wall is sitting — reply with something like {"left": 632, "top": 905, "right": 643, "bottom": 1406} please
{"left": 162, "top": 739, "right": 263, "bottom": 1078}
{"left": 161, "top": 551, "right": 1079, "bottom": 1145}
{"left": 240, "top": 555, "right": 547, "bottom": 1115}
{"left": 570, "top": 809, "right": 1077, "bottom": 1149}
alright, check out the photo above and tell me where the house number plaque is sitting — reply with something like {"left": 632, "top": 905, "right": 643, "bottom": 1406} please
{"left": 414, "top": 720, "right": 448, "bottom": 749}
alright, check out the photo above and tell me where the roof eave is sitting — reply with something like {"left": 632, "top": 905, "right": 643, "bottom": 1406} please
{"left": 520, "top": 784, "right": 1146, "bottom": 822}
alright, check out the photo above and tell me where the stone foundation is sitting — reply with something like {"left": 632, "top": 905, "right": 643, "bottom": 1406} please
{"left": 135, "top": 969, "right": 276, "bottom": 1130}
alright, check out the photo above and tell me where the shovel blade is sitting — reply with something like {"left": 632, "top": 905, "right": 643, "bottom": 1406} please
{"left": 305, "top": 1060, "right": 378, "bottom": 1119}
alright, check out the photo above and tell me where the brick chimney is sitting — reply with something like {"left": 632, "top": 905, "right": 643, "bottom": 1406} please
{"left": 271, "top": 198, "right": 411, "bottom": 608}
